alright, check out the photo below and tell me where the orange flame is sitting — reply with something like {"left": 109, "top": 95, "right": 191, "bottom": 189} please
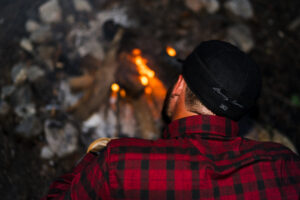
{"left": 145, "top": 86, "right": 152, "bottom": 95}
{"left": 132, "top": 49, "right": 156, "bottom": 82}
{"left": 111, "top": 83, "right": 120, "bottom": 92}
{"left": 120, "top": 89, "right": 126, "bottom": 98}
{"left": 166, "top": 46, "right": 176, "bottom": 57}
{"left": 132, "top": 48, "right": 141, "bottom": 56}
{"left": 140, "top": 75, "right": 149, "bottom": 86}
{"left": 134, "top": 56, "right": 155, "bottom": 78}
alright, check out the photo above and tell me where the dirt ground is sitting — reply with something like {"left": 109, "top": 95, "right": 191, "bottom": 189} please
{"left": 0, "top": 0, "right": 300, "bottom": 199}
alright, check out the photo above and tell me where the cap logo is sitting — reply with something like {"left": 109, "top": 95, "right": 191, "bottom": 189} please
{"left": 213, "top": 87, "right": 244, "bottom": 109}
{"left": 213, "top": 87, "right": 229, "bottom": 101}
{"left": 220, "top": 104, "right": 228, "bottom": 111}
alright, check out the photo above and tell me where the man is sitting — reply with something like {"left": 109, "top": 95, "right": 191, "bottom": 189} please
{"left": 44, "top": 40, "right": 300, "bottom": 199}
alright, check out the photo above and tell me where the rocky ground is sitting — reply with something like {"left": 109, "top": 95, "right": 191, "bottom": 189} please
{"left": 0, "top": 0, "right": 300, "bottom": 199}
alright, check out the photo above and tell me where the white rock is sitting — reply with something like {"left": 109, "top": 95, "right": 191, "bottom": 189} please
{"left": 78, "top": 39, "right": 104, "bottom": 59}
{"left": 96, "top": 7, "right": 135, "bottom": 28}
{"left": 40, "top": 145, "right": 55, "bottom": 159}
{"left": 82, "top": 107, "right": 117, "bottom": 145}
{"left": 26, "top": 65, "right": 45, "bottom": 82}
{"left": 11, "top": 63, "right": 27, "bottom": 85}
{"left": 20, "top": 38, "right": 33, "bottom": 52}
{"left": 82, "top": 113, "right": 103, "bottom": 133}
{"left": 14, "top": 103, "right": 36, "bottom": 118}
{"left": 73, "top": 0, "right": 92, "bottom": 12}
{"left": 39, "top": 0, "right": 62, "bottom": 24}
{"left": 25, "top": 20, "right": 40, "bottom": 33}
{"left": 226, "top": 24, "right": 254, "bottom": 53}
{"left": 225, "top": 0, "right": 254, "bottom": 19}
{"left": 58, "top": 81, "right": 82, "bottom": 109}
{"left": 45, "top": 120, "right": 78, "bottom": 157}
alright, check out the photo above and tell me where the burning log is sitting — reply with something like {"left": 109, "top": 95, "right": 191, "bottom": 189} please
{"left": 69, "top": 29, "right": 124, "bottom": 120}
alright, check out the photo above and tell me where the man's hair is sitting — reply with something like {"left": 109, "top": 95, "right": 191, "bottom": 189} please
{"left": 185, "top": 85, "right": 215, "bottom": 115}
{"left": 185, "top": 86, "right": 203, "bottom": 114}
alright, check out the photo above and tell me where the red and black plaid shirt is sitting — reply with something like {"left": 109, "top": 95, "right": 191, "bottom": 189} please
{"left": 44, "top": 115, "right": 300, "bottom": 199}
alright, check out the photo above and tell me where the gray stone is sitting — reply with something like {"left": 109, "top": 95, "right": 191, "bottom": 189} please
{"left": 0, "top": 100, "right": 10, "bottom": 116}
{"left": 11, "top": 63, "right": 27, "bottom": 85}
{"left": 14, "top": 103, "right": 36, "bottom": 118}
{"left": 30, "top": 25, "right": 52, "bottom": 44}
{"left": 58, "top": 81, "right": 82, "bottom": 109}
{"left": 78, "top": 39, "right": 104, "bottom": 59}
{"left": 184, "top": 0, "right": 219, "bottom": 14}
{"left": 27, "top": 65, "right": 45, "bottom": 82}
{"left": 96, "top": 8, "right": 135, "bottom": 28}
{"left": 39, "top": 0, "right": 62, "bottom": 24}
{"left": 25, "top": 20, "right": 40, "bottom": 33}
{"left": 205, "top": 0, "right": 220, "bottom": 14}
{"left": 20, "top": 38, "right": 33, "bottom": 52}
{"left": 40, "top": 145, "right": 55, "bottom": 159}
{"left": 226, "top": 24, "right": 254, "bottom": 53}
{"left": 73, "top": 0, "right": 92, "bottom": 12}
{"left": 185, "top": 0, "right": 204, "bottom": 12}
{"left": 12, "top": 64, "right": 46, "bottom": 85}
{"left": 224, "top": 0, "right": 254, "bottom": 19}
{"left": 11, "top": 85, "right": 33, "bottom": 106}
{"left": 1, "top": 85, "right": 16, "bottom": 99}
{"left": 45, "top": 120, "right": 78, "bottom": 157}
{"left": 15, "top": 116, "right": 43, "bottom": 138}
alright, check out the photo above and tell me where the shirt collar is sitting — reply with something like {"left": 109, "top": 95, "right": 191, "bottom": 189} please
{"left": 163, "top": 115, "right": 239, "bottom": 138}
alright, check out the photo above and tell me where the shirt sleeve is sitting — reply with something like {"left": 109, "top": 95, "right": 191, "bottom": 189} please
{"left": 42, "top": 149, "right": 110, "bottom": 200}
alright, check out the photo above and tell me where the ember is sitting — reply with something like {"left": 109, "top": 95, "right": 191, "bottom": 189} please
{"left": 139, "top": 75, "right": 149, "bottom": 86}
{"left": 120, "top": 89, "right": 126, "bottom": 98}
{"left": 111, "top": 83, "right": 120, "bottom": 92}
{"left": 166, "top": 46, "right": 177, "bottom": 57}
{"left": 145, "top": 87, "right": 152, "bottom": 95}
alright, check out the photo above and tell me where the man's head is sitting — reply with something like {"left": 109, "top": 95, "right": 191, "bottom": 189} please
{"left": 162, "top": 40, "right": 261, "bottom": 122}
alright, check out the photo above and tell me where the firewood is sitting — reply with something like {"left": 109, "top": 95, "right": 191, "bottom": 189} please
{"left": 69, "top": 29, "right": 124, "bottom": 120}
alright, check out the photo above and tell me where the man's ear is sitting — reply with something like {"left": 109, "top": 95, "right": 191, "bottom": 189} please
{"left": 171, "top": 75, "right": 186, "bottom": 96}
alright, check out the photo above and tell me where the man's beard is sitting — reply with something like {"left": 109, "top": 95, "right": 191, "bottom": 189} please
{"left": 161, "top": 83, "right": 176, "bottom": 124}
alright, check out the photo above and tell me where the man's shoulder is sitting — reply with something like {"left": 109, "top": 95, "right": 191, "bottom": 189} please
{"left": 105, "top": 137, "right": 156, "bottom": 153}
{"left": 104, "top": 137, "right": 179, "bottom": 155}
{"left": 108, "top": 137, "right": 154, "bottom": 148}
{"left": 241, "top": 137, "right": 299, "bottom": 160}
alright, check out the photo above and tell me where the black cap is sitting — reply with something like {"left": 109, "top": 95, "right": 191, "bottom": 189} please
{"left": 182, "top": 40, "right": 261, "bottom": 121}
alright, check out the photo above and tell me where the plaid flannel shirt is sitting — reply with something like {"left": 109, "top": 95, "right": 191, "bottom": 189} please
{"left": 44, "top": 115, "right": 300, "bottom": 199}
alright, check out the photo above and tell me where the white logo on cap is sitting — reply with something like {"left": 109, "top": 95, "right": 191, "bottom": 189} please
{"left": 213, "top": 87, "right": 244, "bottom": 109}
